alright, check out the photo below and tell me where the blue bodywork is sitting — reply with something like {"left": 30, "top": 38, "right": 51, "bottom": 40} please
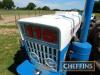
{"left": 80, "top": 0, "right": 94, "bottom": 42}
{"left": 70, "top": 42, "right": 92, "bottom": 61}
{"left": 17, "top": 60, "right": 62, "bottom": 75}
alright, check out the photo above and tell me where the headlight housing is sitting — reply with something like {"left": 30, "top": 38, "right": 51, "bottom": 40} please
{"left": 45, "top": 58, "right": 57, "bottom": 70}
{"left": 29, "top": 52, "right": 39, "bottom": 63}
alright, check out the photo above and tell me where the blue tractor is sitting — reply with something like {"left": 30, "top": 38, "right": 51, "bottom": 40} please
{"left": 14, "top": 0, "right": 99, "bottom": 75}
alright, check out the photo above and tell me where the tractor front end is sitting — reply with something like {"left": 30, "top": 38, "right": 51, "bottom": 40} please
{"left": 16, "top": 11, "right": 82, "bottom": 75}
{"left": 16, "top": 0, "right": 95, "bottom": 75}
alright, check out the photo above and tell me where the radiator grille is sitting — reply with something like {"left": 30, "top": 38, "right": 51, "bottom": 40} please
{"left": 25, "top": 40, "right": 59, "bottom": 70}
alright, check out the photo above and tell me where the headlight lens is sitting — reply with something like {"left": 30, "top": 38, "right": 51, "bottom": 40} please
{"left": 29, "top": 52, "right": 39, "bottom": 63}
{"left": 45, "top": 58, "right": 57, "bottom": 69}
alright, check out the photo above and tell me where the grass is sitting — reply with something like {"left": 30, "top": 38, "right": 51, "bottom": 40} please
{"left": 0, "top": 10, "right": 55, "bottom": 15}
{"left": 0, "top": 25, "right": 20, "bottom": 75}
{"left": 95, "top": 13, "right": 100, "bottom": 17}
{"left": 0, "top": 25, "right": 17, "bottom": 29}
{"left": 0, "top": 10, "right": 100, "bottom": 17}
{"left": 0, "top": 10, "right": 55, "bottom": 25}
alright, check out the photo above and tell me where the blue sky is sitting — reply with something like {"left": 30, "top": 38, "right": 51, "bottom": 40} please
{"left": 13, "top": 0, "right": 86, "bottom": 10}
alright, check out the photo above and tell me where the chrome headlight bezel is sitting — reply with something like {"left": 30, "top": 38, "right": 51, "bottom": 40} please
{"left": 29, "top": 52, "right": 39, "bottom": 63}
{"left": 45, "top": 58, "right": 57, "bottom": 70}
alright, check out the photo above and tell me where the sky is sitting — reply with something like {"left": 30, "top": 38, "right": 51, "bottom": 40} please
{"left": 12, "top": 0, "right": 86, "bottom": 10}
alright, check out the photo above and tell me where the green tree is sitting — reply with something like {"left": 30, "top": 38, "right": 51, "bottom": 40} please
{"left": 93, "top": 1, "right": 100, "bottom": 12}
{"left": 53, "top": 9, "right": 60, "bottom": 11}
{"left": 42, "top": 6, "right": 50, "bottom": 10}
{"left": 26, "top": 3, "right": 36, "bottom": 10}
{"left": 3, "top": 0, "right": 15, "bottom": 9}
{"left": 0, "top": 1, "right": 3, "bottom": 9}
{"left": 37, "top": 7, "right": 42, "bottom": 10}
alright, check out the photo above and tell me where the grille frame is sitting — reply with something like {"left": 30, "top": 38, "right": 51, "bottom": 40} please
{"left": 24, "top": 39, "right": 60, "bottom": 71}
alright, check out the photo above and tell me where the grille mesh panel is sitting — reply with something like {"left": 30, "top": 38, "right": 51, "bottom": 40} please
{"left": 25, "top": 40, "right": 58, "bottom": 65}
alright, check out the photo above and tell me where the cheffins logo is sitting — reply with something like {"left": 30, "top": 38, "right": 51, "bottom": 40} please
{"left": 61, "top": 61, "right": 95, "bottom": 71}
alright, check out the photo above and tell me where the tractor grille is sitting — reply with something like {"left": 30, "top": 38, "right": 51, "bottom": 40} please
{"left": 25, "top": 40, "right": 59, "bottom": 69}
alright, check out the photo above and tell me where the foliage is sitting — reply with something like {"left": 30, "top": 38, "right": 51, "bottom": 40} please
{"left": 0, "top": 1, "right": 3, "bottom": 9}
{"left": 93, "top": 1, "right": 100, "bottom": 13}
{"left": 42, "top": 6, "right": 50, "bottom": 10}
{"left": 26, "top": 2, "right": 36, "bottom": 10}
{"left": 53, "top": 9, "right": 61, "bottom": 11}
{"left": 37, "top": 7, "right": 42, "bottom": 10}
{"left": 2, "top": 0, "right": 15, "bottom": 9}
{"left": 0, "top": 1, "right": 52, "bottom": 11}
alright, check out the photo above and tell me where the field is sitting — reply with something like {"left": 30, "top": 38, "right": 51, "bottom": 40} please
{"left": 0, "top": 10, "right": 55, "bottom": 25}
{"left": 95, "top": 13, "right": 100, "bottom": 17}
{"left": 0, "top": 25, "right": 19, "bottom": 75}
{"left": 0, "top": 10, "right": 55, "bottom": 75}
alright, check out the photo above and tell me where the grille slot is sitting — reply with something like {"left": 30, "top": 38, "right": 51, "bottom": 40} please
{"left": 25, "top": 40, "right": 59, "bottom": 69}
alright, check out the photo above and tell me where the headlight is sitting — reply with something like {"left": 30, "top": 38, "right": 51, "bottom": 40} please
{"left": 45, "top": 58, "right": 57, "bottom": 69}
{"left": 29, "top": 52, "right": 39, "bottom": 63}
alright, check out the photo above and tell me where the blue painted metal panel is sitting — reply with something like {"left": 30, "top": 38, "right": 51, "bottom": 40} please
{"left": 71, "top": 42, "right": 92, "bottom": 61}
{"left": 60, "top": 45, "right": 69, "bottom": 61}
{"left": 17, "top": 60, "right": 35, "bottom": 75}
{"left": 59, "top": 45, "right": 69, "bottom": 75}
{"left": 80, "top": 0, "right": 94, "bottom": 42}
{"left": 17, "top": 60, "right": 62, "bottom": 75}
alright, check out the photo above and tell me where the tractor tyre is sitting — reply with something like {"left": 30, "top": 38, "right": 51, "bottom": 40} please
{"left": 88, "top": 22, "right": 100, "bottom": 75}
